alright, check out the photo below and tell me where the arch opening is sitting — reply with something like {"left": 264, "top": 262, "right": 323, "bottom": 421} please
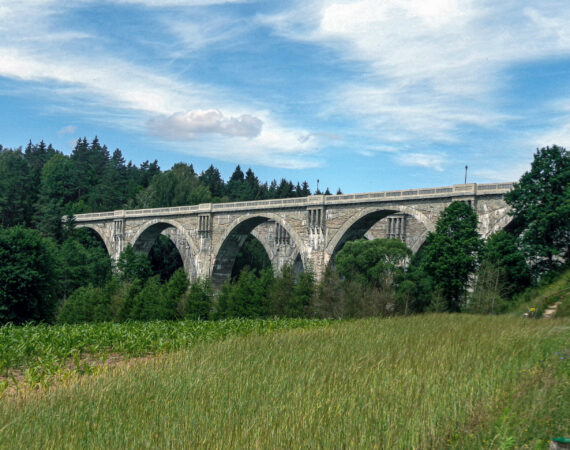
{"left": 74, "top": 225, "right": 111, "bottom": 256}
{"left": 132, "top": 222, "right": 195, "bottom": 281}
{"left": 212, "top": 216, "right": 269, "bottom": 288}
{"left": 326, "top": 208, "right": 431, "bottom": 267}
{"left": 330, "top": 210, "right": 396, "bottom": 261}
{"left": 231, "top": 234, "right": 272, "bottom": 280}
{"left": 212, "top": 215, "right": 305, "bottom": 288}
{"left": 149, "top": 234, "right": 184, "bottom": 282}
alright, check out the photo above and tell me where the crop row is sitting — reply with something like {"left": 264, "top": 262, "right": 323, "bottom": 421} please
{"left": 0, "top": 318, "right": 331, "bottom": 377}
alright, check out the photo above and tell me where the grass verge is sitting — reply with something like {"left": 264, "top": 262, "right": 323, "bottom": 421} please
{"left": 513, "top": 268, "right": 570, "bottom": 317}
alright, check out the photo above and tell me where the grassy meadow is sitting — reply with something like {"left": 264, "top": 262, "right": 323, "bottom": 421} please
{"left": 1, "top": 314, "right": 568, "bottom": 448}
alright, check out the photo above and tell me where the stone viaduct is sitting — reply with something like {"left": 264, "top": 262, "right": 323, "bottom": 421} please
{"left": 72, "top": 182, "right": 514, "bottom": 286}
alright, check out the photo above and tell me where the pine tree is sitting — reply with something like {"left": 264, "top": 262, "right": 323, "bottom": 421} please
{"left": 199, "top": 164, "right": 225, "bottom": 199}
{"left": 0, "top": 149, "right": 34, "bottom": 227}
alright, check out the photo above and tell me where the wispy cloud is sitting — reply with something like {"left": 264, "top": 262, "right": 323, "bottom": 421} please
{"left": 395, "top": 152, "right": 447, "bottom": 172}
{"left": 58, "top": 125, "right": 77, "bottom": 135}
{"left": 2, "top": 0, "right": 570, "bottom": 178}
{"left": 0, "top": 0, "right": 323, "bottom": 169}
{"left": 263, "top": 0, "right": 570, "bottom": 148}
{"left": 112, "top": 0, "right": 247, "bottom": 6}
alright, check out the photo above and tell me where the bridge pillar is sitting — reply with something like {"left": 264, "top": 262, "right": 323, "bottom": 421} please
{"left": 112, "top": 216, "right": 125, "bottom": 262}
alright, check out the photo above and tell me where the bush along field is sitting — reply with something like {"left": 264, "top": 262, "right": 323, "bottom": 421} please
{"left": 1, "top": 314, "right": 568, "bottom": 448}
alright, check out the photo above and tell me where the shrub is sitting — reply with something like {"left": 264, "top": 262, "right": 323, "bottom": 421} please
{"left": 185, "top": 278, "right": 213, "bottom": 320}
{"left": 214, "top": 268, "right": 273, "bottom": 319}
{"left": 57, "top": 285, "right": 113, "bottom": 324}
{"left": 0, "top": 226, "right": 60, "bottom": 324}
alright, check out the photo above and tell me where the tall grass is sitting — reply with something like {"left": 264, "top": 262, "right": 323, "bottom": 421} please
{"left": 1, "top": 315, "right": 568, "bottom": 448}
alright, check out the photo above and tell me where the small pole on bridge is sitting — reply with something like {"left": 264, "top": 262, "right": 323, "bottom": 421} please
{"left": 464, "top": 165, "right": 468, "bottom": 184}
{"left": 317, "top": 179, "right": 320, "bottom": 194}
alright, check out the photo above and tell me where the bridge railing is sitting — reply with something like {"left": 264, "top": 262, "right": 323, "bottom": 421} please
{"left": 71, "top": 182, "right": 514, "bottom": 222}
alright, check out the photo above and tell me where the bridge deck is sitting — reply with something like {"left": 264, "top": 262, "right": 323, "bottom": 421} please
{"left": 73, "top": 182, "right": 513, "bottom": 222}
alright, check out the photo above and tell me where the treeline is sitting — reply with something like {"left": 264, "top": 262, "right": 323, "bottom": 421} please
{"left": 0, "top": 141, "right": 568, "bottom": 325}
{"left": 0, "top": 137, "right": 339, "bottom": 325}
{"left": 0, "top": 137, "right": 336, "bottom": 242}
{"left": 51, "top": 145, "right": 570, "bottom": 324}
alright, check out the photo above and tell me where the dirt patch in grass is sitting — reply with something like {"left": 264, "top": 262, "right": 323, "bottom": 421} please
{"left": 0, "top": 352, "right": 159, "bottom": 399}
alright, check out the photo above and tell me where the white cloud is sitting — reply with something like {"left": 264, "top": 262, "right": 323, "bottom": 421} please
{"left": 58, "top": 125, "right": 77, "bottom": 135}
{"left": 166, "top": 131, "right": 322, "bottom": 169}
{"left": 112, "top": 0, "right": 247, "bottom": 6}
{"left": 3, "top": 0, "right": 570, "bottom": 176}
{"left": 395, "top": 152, "right": 447, "bottom": 172}
{"left": 263, "top": 0, "right": 570, "bottom": 146}
{"left": 0, "top": 1, "right": 322, "bottom": 169}
{"left": 472, "top": 162, "right": 532, "bottom": 183}
{"left": 148, "top": 110, "right": 263, "bottom": 139}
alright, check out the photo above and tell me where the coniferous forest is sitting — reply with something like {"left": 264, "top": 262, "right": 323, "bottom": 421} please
{"left": 0, "top": 138, "right": 569, "bottom": 324}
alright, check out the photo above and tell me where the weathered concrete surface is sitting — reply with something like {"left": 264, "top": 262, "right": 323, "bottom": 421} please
{"left": 72, "top": 182, "right": 514, "bottom": 285}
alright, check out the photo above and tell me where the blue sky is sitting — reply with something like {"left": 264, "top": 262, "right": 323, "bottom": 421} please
{"left": 1, "top": 0, "right": 569, "bottom": 194}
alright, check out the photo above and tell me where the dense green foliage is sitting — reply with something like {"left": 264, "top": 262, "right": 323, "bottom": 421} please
{"left": 1, "top": 138, "right": 568, "bottom": 323}
{"left": 335, "top": 238, "right": 411, "bottom": 288}
{"left": 0, "top": 227, "right": 60, "bottom": 324}
{"left": 116, "top": 244, "right": 153, "bottom": 283}
{"left": 480, "top": 230, "right": 531, "bottom": 297}
{"left": 1, "top": 316, "right": 567, "bottom": 448}
{"left": 0, "top": 138, "right": 320, "bottom": 324}
{"left": 505, "top": 145, "right": 570, "bottom": 273}
{"left": 417, "top": 201, "right": 483, "bottom": 311}
{"left": 58, "top": 232, "right": 113, "bottom": 298}
{"left": 57, "top": 285, "right": 114, "bottom": 325}
{"left": 185, "top": 278, "right": 213, "bottom": 320}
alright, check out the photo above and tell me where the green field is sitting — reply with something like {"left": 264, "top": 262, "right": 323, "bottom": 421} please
{"left": 0, "top": 318, "right": 330, "bottom": 387}
{"left": 1, "top": 315, "right": 568, "bottom": 448}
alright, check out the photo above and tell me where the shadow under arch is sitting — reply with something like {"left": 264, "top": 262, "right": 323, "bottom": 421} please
{"left": 211, "top": 213, "right": 306, "bottom": 288}
{"left": 74, "top": 224, "right": 113, "bottom": 257}
{"left": 293, "top": 252, "right": 304, "bottom": 274}
{"left": 325, "top": 205, "right": 436, "bottom": 267}
{"left": 130, "top": 218, "right": 199, "bottom": 279}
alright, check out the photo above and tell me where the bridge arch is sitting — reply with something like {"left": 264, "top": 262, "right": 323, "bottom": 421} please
{"left": 129, "top": 218, "right": 199, "bottom": 279}
{"left": 211, "top": 213, "right": 306, "bottom": 287}
{"left": 74, "top": 224, "right": 113, "bottom": 257}
{"left": 250, "top": 224, "right": 279, "bottom": 263}
{"left": 480, "top": 206, "right": 514, "bottom": 239}
{"left": 325, "top": 205, "right": 436, "bottom": 265}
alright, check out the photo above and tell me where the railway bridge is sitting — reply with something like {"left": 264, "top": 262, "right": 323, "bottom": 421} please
{"left": 72, "top": 182, "right": 514, "bottom": 285}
